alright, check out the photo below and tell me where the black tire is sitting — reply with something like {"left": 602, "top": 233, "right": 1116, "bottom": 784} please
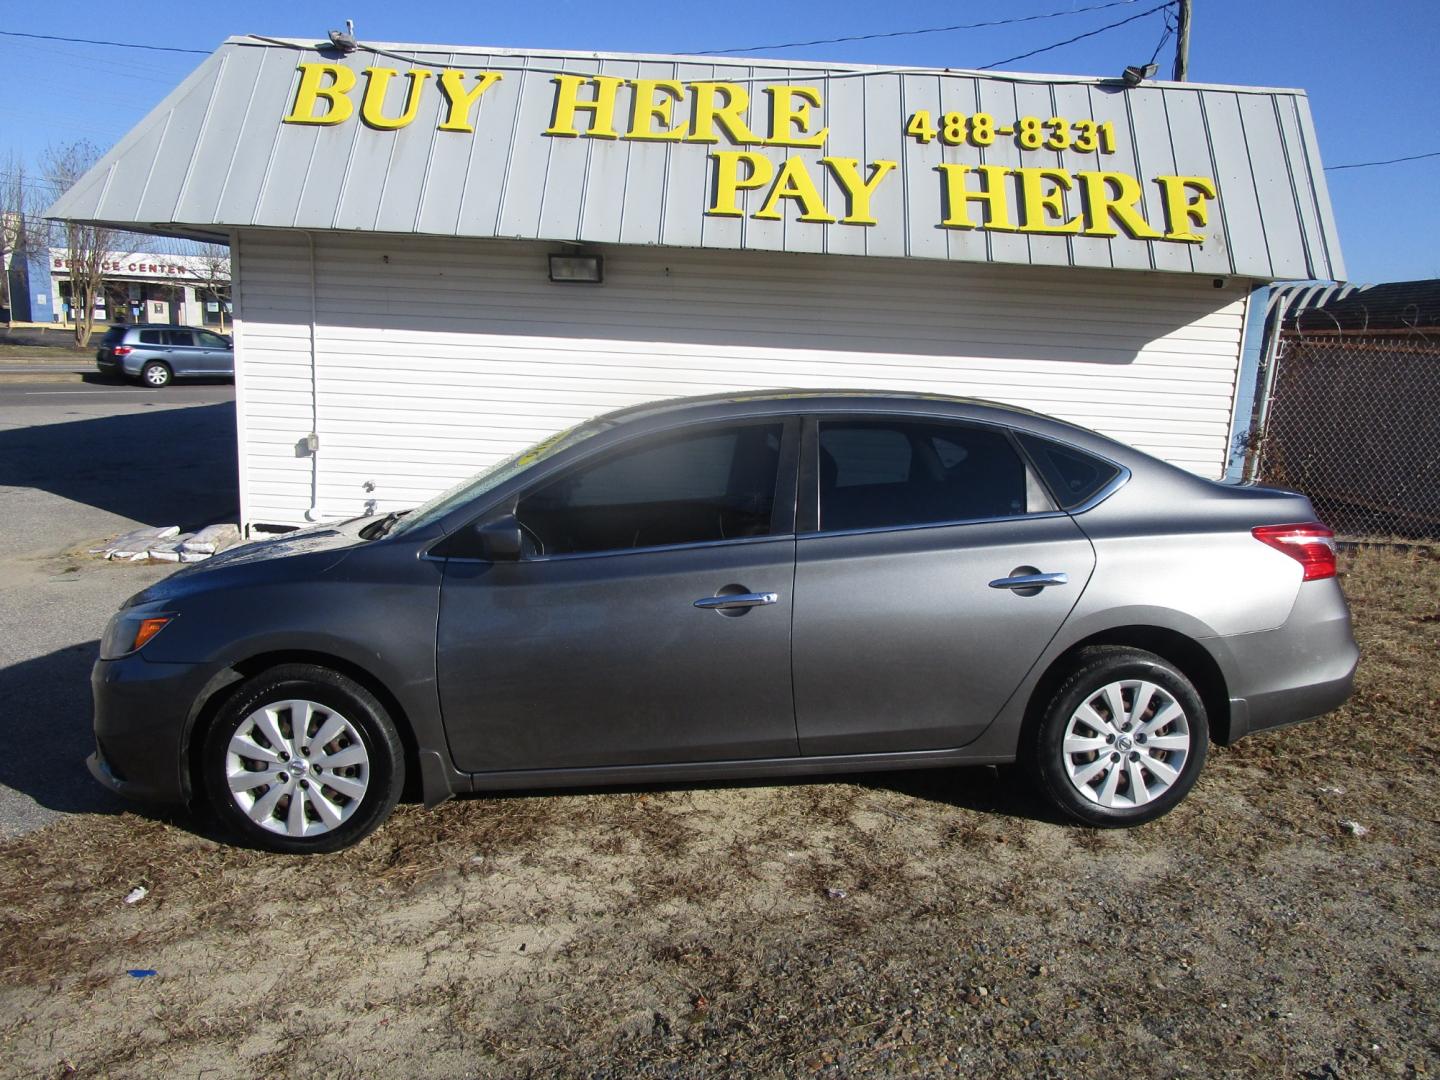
{"left": 140, "top": 361, "right": 172, "bottom": 388}
{"left": 202, "top": 664, "right": 405, "bottom": 853}
{"left": 1025, "top": 646, "right": 1209, "bottom": 827}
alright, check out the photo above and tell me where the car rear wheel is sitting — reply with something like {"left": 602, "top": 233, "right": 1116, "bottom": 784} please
{"left": 202, "top": 664, "right": 404, "bottom": 853}
{"left": 1026, "top": 647, "right": 1208, "bottom": 827}
{"left": 140, "top": 361, "right": 172, "bottom": 388}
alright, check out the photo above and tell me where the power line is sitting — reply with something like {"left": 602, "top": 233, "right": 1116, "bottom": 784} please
{"left": 1325, "top": 150, "right": 1440, "bottom": 171}
{"left": 0, "top": 28, "right": 208, "bottom": 55}
{"left": 1147, "top": 6, "right": 1176, "bottom": 66}
{"left": 980, "top": 1, "right": 1176, "bottom": 70}
{"left": 697, "top": 0, "right": 1144, "bottom": 56}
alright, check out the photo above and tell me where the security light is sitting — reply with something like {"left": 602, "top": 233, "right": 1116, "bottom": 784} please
{"left": 1122, "top": 63, "right": 1159, "bottom": 88}
{"left": 548, "top": 254, "right": 604, "bottom": 284}
{"left": 328, "top": 20, "right": 358, "bottom": 54}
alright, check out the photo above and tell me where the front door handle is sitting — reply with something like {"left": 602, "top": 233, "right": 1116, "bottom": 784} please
{"left": 989, "top": 572, "right": 1069, "bottom": 591}
{"left": 693, "top": 591, "right": 778, "bottom": 610}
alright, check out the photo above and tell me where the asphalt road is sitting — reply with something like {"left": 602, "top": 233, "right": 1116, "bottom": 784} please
{"left": 0, "top": 380, "right": 234, "bottom": 404}
{"left": 0, "top": 377, "right": 237, "bottom": 837}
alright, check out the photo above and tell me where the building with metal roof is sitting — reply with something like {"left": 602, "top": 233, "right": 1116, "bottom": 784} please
{"left": 47, "top": 33, "right": 1345, "bottom": 532}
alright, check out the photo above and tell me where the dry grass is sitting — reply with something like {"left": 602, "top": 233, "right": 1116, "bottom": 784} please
{"left": 1, "top": 545, "right": 1438, "bottom": 1079}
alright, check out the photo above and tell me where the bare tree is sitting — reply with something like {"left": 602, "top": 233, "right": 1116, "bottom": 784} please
{"left": 1, "top": 152, "right": 49, "bottom": 322}
{"left": 41, "top": 140, "right": 119, "bottom": 347}
{"left": 188, "top": 242, "right": 232, "bottom": 331}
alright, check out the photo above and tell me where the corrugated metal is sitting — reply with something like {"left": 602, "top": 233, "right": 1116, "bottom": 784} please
{"left": 51, "top": 37, "right": 1342, "bottom": 281}
{"left": 233, "top": 230, "right": 1248, "bottom": 529}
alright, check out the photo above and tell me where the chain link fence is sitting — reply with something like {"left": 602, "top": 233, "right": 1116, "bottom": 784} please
{"left": 1249, "top": 329, "right": 1440, "bottom": 539}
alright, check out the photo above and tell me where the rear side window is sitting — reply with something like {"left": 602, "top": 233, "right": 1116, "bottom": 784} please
{"left": 1016, "top": 433, "right": 1123, "bottom": 509}
{"left": 137, "top": 330, "right": 163, "bottom": 345}
{"left": 517, "top": 422, "right": 784, "bottom": 556}
{"left": 818, "top": 419, "right": 1046, "bottom": 532}
{"left": 167, "top": 330, "right": 196, "bottom": 347}
{"left": 102, "top": 327, "right": 126, "bottom": 344}
{"left": 196, "top": 330, "right": 229, "bottom": 348}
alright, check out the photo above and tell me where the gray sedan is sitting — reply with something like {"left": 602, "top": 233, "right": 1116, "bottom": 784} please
{"left": 90, "top": 391, "right": 1358, "bottom": 852}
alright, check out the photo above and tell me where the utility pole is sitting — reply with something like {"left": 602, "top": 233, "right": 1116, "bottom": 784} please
{"left": 1173, "top": 0, "right": 1192, "bottom": 81}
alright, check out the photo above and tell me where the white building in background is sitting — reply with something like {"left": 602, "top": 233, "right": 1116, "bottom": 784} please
{"left": 44, "top": 249, "right": 230, "bottom": 328}
{"left": 47, "top": 35, "right": 1343, "bottom": 535}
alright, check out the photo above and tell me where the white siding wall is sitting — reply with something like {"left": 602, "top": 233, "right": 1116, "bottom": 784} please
{"left": 233, "top": 229, "right": 1249, "bottom": 531}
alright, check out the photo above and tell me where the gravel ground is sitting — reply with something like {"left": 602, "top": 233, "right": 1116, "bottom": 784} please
{"left": 0, "top": 545, "right": 1436, "bottom": 1079}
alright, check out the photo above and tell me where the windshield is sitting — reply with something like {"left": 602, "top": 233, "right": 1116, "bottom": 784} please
{"left": 387, "top": 418, "right": 614, "bottom": 537}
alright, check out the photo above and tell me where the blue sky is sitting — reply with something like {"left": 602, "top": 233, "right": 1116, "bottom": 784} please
{"left": 2, "top": 0, "right": 1435, "bottom": 282}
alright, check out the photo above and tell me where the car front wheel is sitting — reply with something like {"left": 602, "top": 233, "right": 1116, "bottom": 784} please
{"left": 140, "top": 361, "right": 172, "bottom": 388}
{"left": 1026, "top": 646, "right": 1209, "bottom": 827}
{"left": 202, "top": 664, "right": 405, "bottom": 853}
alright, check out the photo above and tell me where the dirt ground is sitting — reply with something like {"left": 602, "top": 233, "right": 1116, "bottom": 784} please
{"left": 1, "top": 545, "right": 1436, "bottom": 1079}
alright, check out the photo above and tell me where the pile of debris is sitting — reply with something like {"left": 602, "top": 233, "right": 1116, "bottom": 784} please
{"left": 91, "top": 523, "right": 242, "bottom": 563}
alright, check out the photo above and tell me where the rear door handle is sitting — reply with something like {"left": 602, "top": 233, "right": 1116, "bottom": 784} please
{"left": 694, "top": 591, "right": 778, "bottom": 610}
{"left": 989, "top": 572, "right": 1069, "bottom": 590}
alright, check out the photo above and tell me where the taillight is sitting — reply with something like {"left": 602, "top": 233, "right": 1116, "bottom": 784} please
{"left": 113, "top": 345, "right": 132, "bottom": 356}
{"left": 1252, "top": 522, "right": 1337, "bottom": 581}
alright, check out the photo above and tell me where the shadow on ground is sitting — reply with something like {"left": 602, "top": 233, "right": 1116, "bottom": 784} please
{"left": 0, "top": 400, "right": 237, "bottom": 530}
{"left": 0, "top": 326, "right": 99, "bottom": 352}
{"left": 474, "top": 762, "right": 1061, "bottom": 826}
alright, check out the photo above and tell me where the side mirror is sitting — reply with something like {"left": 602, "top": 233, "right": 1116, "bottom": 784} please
{"left": 476, "top": 514, "right": 523, "bottom": 561}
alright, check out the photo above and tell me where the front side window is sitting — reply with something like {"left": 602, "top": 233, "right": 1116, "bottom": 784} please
{"left": 818, "top": 419, "right": 1049, "bottom": 532}
{"left": 517, "top": 423, "right": 784, "bottom": 556}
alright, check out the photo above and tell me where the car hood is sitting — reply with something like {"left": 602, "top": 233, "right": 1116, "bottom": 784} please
{"left": 124, "top": 517, "right": 372, "bottom": 607}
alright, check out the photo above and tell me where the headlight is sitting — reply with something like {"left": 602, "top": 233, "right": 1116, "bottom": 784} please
{"left": 100, "top": 611, "right": 175, "bottom": 659}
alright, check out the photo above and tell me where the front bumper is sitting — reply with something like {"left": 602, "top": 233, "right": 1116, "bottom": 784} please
{"left": 90, "top": 653, "right": 221, "bottom": 804}
{"left": 1216, "top": 579, "right": 1360, "bottom": 744}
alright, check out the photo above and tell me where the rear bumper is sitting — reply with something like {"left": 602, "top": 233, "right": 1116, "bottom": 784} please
{"left": 95, "top": 355, "right": 142, "bottom": 377}
{"left": 90, "top": 654, "right": 221, "bottom": 804}
{"left": 1214, "top": 579, "right": 1359, "bottom": 744}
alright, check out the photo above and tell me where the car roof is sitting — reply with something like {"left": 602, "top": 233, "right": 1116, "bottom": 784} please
{"left": 123, "top": 324, "right": 218, "bottom": 330}
{"left": 597, "top": 389, "right": 1047, "bottom": 424}
{"left": 585, "top": 389, "right": 1139, "bottom": 465}
{"left": 601, "top": 388, "right": 1117, "bottom": 438}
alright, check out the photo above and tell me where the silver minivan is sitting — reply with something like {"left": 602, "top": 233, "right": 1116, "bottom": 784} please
{"left": 95, "top": 324, "right": 234, "bottom": 387}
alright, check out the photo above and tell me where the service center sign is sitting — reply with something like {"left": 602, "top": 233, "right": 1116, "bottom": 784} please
{"left": 282, "top": 63, "right": 1218, "bottom": 244}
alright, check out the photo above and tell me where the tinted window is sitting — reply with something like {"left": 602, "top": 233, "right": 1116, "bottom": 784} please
{"left": 822, "top": 427, "right": 911, "bottom": 487}
{"left": 102, "top": 327, "right": 127, "bottom": 344}
{"left": 818, "top": 420, "right": 1041, "bottom": 532}
{"left": 1016, "top": 433, "right": 1123, "bottom": 509}
{"left": 167, "top": 330, "right": 196, "bottom": 347}
{"left": 196, "top": 330, "right": 229, "bottom": 348}
{"left": 517, "top": 423, "right": 784, "bottom": 556}
{"left": 137, "top": 330, "right": 163, "bottom": 345}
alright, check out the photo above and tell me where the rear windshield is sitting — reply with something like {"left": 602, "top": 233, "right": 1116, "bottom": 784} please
{"left": 1016, "top": 433, "right": 1123, "bottom": 510}
{"left": 102, "top": 326, "right": 127, "bottom": 344}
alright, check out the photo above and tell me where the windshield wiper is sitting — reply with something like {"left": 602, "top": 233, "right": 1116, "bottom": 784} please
{"left": 360, "top": 509, "right": 410, "bottom": 540}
